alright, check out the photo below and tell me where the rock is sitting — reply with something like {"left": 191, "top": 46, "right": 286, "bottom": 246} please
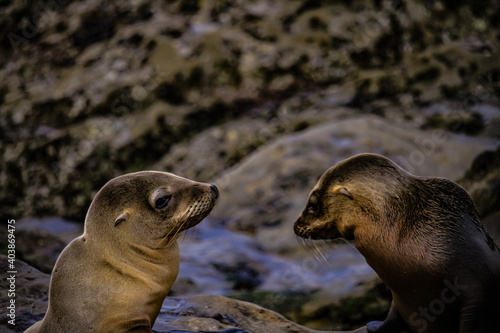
{"left": 151, "top": 105, "right": 351, "bottom": 182}
{"left": 211, "top": 115, "right": 497, "bottom": 255}
{"left": 154, "top": 294, "right": 331, "bottom": 333}
{"left": 231, "top": 278, "right": 389, "bottom": 331}
{"left": 476, "top": 104, "right": 500, "bottom": 137}
{"left": 12, "top": 217, "right": 83, "bottom": 273}
{"left": 0, "top": 255, "right": 49, "bottom": 333}
{"left": 459, "top": 145, "right": 500, "bottom": 244}
{"left": 153, "top": 294, "right": 371, "bottom": 333}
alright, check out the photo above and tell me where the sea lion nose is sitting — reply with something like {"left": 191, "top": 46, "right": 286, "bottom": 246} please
{"left": 210, "top": 184, "right": 219, "bottom": 198}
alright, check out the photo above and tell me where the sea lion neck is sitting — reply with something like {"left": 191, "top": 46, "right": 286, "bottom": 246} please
{"left": 126, "top": 237, "right": 181, "bottom": 264}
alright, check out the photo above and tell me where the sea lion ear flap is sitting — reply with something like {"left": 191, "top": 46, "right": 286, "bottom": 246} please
{"left": 334, "top": 185, "right": 353, "bottom": 200}
{"left": 114, "top": 212, "right": 129, "bottom": 227}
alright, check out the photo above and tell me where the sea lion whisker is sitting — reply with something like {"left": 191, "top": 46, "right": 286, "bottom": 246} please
{"left": 295, "top": 234, "right": 304, "bottom": 246}
{"left": 181, "top": 225, "right": 194, "bottom": 242}
{"left": 296, "top": 235, "right": 326, "bottom": 262}
{"left": 163, "top": 200, "right": 209, "bottom": 248}
{"left": 155, "top": 218, "right": 182, "bottom": 249}
{"left": 170, "top": 207, "right": 197, "bottom": 245}
{"left": 181, "top": 228, "right": 189, "bottom": 242}
{"left": 165, "top": 220, "right": 186, "bottom": 248}
{"left": 312, "top": 240, "right": 330, "bottom": 264}
{"left": 156, "top": 198, "right": 203, "bottom": 249}
{"left": 296, "top": 234, "right": 309, "bottom": 249}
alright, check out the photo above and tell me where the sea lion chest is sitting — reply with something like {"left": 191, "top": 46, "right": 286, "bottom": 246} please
{"left": 48, "top": 238, "right": 180, "bottom": 331}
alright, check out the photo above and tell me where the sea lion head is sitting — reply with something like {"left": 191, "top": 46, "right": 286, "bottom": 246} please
{"left": 294, "top": 153, "right": 411, "bottom": 241}
{"left": 84, "top": 171, "right": 219, "bottom": 249}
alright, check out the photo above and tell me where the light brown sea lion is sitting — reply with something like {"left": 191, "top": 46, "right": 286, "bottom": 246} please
{"left": 294, "top": 153, "right": 500, "bottom": 333}
{"left": 25, "top": 171, "right": 219, "bottom": 333}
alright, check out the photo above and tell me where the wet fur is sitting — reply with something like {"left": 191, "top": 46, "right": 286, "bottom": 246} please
{"left": 294, "top": 153, "right": 500, "bottom": 333}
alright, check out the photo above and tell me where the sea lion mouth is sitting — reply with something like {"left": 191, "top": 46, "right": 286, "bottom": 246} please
{"left": 294, "top": 222, "right": 337, "bottom": 240}
{"left": 295, "top": 228, "right": 326, "bottom": 240}
{"left": 294, "top": 224, "right": 311, "bottom": 239}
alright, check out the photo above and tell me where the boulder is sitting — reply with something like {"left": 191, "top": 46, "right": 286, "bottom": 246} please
{"left": 459, "top": 145, "right": 500, "bottom": 244}
{"left": 211, "top": 115, "right": 497, "bottom": 255}
{"left": 0, "top": 255, "right": 49, "bottom": 332}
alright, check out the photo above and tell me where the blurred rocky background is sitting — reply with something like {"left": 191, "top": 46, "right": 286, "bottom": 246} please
{"left": 1, "top": 0, "right": 499, "bottom": 332}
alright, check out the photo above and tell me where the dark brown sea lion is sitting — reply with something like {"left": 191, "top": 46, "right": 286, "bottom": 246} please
{"left": 25, "top": 171, "right": 219, "bottom": 333}
{"left": 294, "top": 153, "right": 500, "bottom": 332}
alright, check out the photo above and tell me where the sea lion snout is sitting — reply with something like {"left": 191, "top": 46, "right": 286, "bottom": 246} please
{"left": 191, "top": 183, "right": 219, "bottom": 201}
{"left": 294, "top": 215, "right": 339, "bottom": 240}
{"left": 293, "top": 217, "right": 309, "bottom": 238}
{"left": 180, "top": 182, "right": 219, "bottom": 230}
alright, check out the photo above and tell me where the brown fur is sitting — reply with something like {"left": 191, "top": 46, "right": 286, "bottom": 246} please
{"left": 294, "top": 153, "right": 500, "bottom": 333}
{"left": 25, "top": 171, "right": 219, "bottom": 333}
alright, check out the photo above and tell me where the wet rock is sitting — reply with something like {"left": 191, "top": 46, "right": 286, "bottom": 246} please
{"left": 0, "top": 255, "right": 49, "bottom": 333}
{"left": 293, "top": 279, "right": 390, "bottom": 331}
{"left": 154, "top": 294, "right": 362, "bottom": 333}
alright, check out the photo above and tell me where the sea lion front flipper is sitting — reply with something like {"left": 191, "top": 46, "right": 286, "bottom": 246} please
{"left": 366, "top": 301, "right": 410, "bottom": 333}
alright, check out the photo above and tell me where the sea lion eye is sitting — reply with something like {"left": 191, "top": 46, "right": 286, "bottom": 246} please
{"left": 308, "top": 202, "right": 319, "bottom": 213}
{"left": 155, "top": 196, "right": 171, "bottom": 209}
